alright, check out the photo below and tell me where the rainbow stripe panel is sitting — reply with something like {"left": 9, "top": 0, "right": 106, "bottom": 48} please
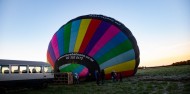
{"left": 47, "top": 15, "right": 140, "bottom": 78}
{"left": 59, "top": 63, "right": 89, "bottom": 77}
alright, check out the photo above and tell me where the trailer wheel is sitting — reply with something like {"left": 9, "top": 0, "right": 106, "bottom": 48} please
{"left": 0, "top": 87, "right": 6, "bottom": 94}
{"left": 41, "top": 82, "right": 48, "bottom": 88}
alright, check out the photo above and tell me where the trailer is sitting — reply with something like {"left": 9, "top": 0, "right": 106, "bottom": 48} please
{"left": 0, "top": 59, "right": 54, "bottom": 92}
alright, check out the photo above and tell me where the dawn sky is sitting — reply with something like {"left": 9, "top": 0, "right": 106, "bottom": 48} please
{"left": 0, "top": 0, "right": 190, "bottom": 67}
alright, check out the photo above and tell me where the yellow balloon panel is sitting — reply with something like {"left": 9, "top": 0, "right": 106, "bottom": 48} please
{"left": 104, "top": 59, "right": 136, "bottom": 74}
{"left": 74, "top": 19, "right": 91, "bottom": 52}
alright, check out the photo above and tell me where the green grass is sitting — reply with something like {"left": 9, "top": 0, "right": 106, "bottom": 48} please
{"left": 137, "top": 65, "right": 190, "bottom": 76}
{"left": 8, "top": 81, "right": 189, "bottom": 94}
{"left": 6, "top": 65, "right": 190, "bottom": 94}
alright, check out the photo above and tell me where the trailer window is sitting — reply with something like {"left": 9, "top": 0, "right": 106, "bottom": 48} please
{"left": 29, "top": 66, "right": 42, "bottom": 73}
{"left": 0, "top": 65, "right": 1, "bottom": 73}
{"left": 29, "top": 66, "right": 34, "bottom": 73}
{"left": 44, "top": 66, "right": 53, "bottom": 73}
{"left": 35, "top": 66, "right": 42, "bottom": 73}
{"left": 11, "top": 65, "right": 19, "bottom": 74}
{"left": 2, "top": 65, "right": 9, "bottom": 74}
{"left": 20, "top": 65, "right": 27, "bottom": 73}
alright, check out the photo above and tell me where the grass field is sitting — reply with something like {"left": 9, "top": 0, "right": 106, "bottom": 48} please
{"left": 7, "top": 65, "right": 190, "bottom": 94}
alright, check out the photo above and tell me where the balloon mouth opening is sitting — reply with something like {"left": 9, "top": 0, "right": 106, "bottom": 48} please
{"left": 54, "top": 52, "right": 100, "bottom": 80}
{"left": 59, "top": 63, "right": 89, "bottom": 78}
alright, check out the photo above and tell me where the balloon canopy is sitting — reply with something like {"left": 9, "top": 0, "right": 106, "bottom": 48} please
{"left": 47, "top": 14, "right": 140, "bottom": 80}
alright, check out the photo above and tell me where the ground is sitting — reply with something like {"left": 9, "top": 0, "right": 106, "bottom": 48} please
{"left": 6, "top": 65, "right": 190, "bottom": 94}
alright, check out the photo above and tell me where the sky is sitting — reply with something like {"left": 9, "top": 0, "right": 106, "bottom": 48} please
{"left": 0, "top": 0, "right": 190, "bottom": 67}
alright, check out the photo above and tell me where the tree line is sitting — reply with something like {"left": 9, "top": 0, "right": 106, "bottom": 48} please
{"left": 171, "top": 60, "right": 190, "bottom": 66}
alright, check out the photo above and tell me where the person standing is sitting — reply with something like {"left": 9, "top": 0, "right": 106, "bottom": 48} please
{"left": 114, "top": 72, "right": 118, "bottom": 82}
{"left": 111, "top": 70, "right": 115, "bottom": 82}
{"left": 87, "top": 73, "right": 92, "bottom": 82}
{"left": 74, "top": 73, "right": 79, "bottom": 84}
{"left": 94, "top": 70, "right": 100, "bottom": 85}
{"left": 119, "top": 72, "right": 123, "bottom": 82}
{"left": 100, "top": 69, "right": 105, "bottom": 84}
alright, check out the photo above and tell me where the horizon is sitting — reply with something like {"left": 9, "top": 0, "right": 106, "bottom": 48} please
{"left": 0, "top": 0, "right": 190, "bottom": 67}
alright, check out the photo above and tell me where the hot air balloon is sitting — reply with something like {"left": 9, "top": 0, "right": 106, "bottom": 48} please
{"left": 47, "top": 14, "right": 140, "bottom": 80}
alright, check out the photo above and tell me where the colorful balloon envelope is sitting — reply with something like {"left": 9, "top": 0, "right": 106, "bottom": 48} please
{"left": 47, "top": 14, "right": 140, "bottom": 80}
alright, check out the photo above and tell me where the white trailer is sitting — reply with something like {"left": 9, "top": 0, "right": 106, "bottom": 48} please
{"left": 0, "top": 59, "right": 54, "bottom": 91}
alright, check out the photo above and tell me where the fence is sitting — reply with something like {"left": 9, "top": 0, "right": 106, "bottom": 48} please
{"left": 54, "top": 72, "right": 73, "bottom": 85}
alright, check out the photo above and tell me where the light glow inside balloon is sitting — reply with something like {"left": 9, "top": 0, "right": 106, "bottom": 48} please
{"left": 47, "top": 14, "right": 140, "bottom": 79}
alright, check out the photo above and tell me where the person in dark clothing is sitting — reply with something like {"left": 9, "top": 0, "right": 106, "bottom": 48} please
{"left": 94, "top": 70, "right": 100, "bottom": 85}
{"left": 100, "top": 69, "right": 105, "bottom": 84}
{"left": 115, "top": 72, "right": 118, "bottom": 82}
{"left": 87, "top": 73, "right": 92, "bottom": 82}
{"left": 119, "top": 72, "right": 123, "bottom": 82}
{"left": 111, "top": 70, "right": 115, "bottom": 82}
{"left": 73, "top": 73, "right": 79, "bottom": 84}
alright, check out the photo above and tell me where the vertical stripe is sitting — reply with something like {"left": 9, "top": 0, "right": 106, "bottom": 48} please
{"left": 93, "top": 32, "right": 128, "bottom": 59}
{"left": 88, "top": 25, "right": 120, "bottom": 57}
{"left": 74, "top": 19, "right": 91, "bottom": 52}
{"left": 51, "top": 34, "right": 59, "bottom": 59}
{"left": 59, "top": 64, "right": 70, "bottom": 70}
{"left": 57, "top": 27, "right": 64, "bottom": 56}
{"left": 73, "top": 65, "right": 84, "bottom": 74}
{"left": 64, "top": 22, "right": 72, "bottom": 53}
{"left": 48, "top": 43, "right": 56, "bottom": 64}
{"left": 84, "top": 21, "right": 111, "bottom": 54}
{"left": 79, "top": 19, "right": 101, "bottom": 53}
{"left": 60, "top": 64, "right": 80, "bottom": 72}
{"left": 47, "top": 52, "right": 54, "bottom": 68}
{"left": 69, "top": 20, "right": 81, "bottom": 52}
{"left": 79, "top": 68, "right": 88, "bottom": 77}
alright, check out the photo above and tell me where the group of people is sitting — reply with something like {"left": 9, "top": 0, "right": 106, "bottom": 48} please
{"left": 111, "top": 70, "right": 122, "bottom": 82}
{"left": 94, "top": 70, "right": 123, "bottom": 85}
{"left": 94, "top": 69, "right": 105, "bottom": 85}
{"left": 73, "top": 70, "right": 105, "bottom": 85}
{"left": 73, "top": 69, "right": 123, "bottom": 85}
